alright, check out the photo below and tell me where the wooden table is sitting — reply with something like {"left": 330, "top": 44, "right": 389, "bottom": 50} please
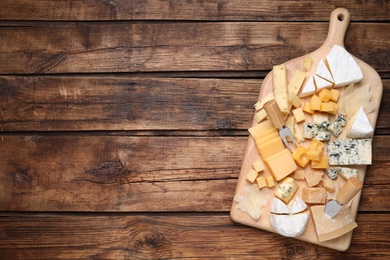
{"left": 0, "top": 1, "right": 389, "bottom": 259}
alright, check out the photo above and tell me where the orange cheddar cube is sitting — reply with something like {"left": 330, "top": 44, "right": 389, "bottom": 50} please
{"left": 330, "top": 89, "right": 340, "bottom": 102}
{"left": 320, "top": 102, "right": 338, "bottom": 114}
{"left": 252, "top": 160, "right": 265, "bottom": 173}
{"left": 292, "top": 146, "right": 310, "bottom": 168}
{"left": 265, "top": 175, "right": 275, "bottom": 188}
{"left": 306, "top": 148, "right": 323, "bottom": 161}
{"left": 256, "top": 176, "right": 267, "bottom": 189}
{"left": 311, "top": 156, "right": 329, "bottom": 169}
{"left": 303, "top": 101, "right": 315, "bottom": 114}
{"left": 309, "top": 139, "right": 325, "bottom": 150}
{"left": 318, "top": 88, "right": 332, "bottom": 102}
{"left": 292, "top": 107, "right": 306, "bottom": 123}
{"left": 310, "top": 94, "right": 322, "bottom": 110}
{"left": 246, "top": 169, "right": 258, "bottom": 183}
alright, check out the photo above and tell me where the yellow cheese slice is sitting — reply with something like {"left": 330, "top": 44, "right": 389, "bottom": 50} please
{"left": 264, "top": 150, "right": 297, "bottom": 181}
{"left": 257, "top": 136, "right": 285, "bottom": 159}
{"left": 273, "top": 64, "right": 289, "bottom": 114}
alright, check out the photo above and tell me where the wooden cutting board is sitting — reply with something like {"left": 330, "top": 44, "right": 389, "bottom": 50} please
{"left": 230, "top": 8, "right": 383, "bottom": 251}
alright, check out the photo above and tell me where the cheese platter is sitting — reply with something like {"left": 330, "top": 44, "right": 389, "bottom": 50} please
{"left": 230, "top": 8, "right": 383, "bottom": 251}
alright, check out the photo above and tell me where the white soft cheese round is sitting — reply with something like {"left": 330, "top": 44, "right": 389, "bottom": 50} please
{"left": 270, "top": 212, "right": 310, "bottom": 237}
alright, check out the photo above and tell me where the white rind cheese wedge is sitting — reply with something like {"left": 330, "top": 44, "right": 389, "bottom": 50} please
{"left": 314, "top": 74, "right": 333, "bottom": 92}
{"left": 270, "top": 212, "right": 310, "bottom": 237}
{"left": 269, "top": 197, "right": 309, "bottom": 237}
{"left": 300, "top": 76, "right": 316, "bottom": 97}
{"left": 315, "top": 59, "right": 334, "bottom": 83}
{"left": 290, "top": 196, "right": 308, "bottom": 214}
{"left": 326, "top": 44, "right": 363, "bottom": 87}
{"left": 270, "top": 198, "right": 290, "bottom": 214}
{"left": 346, "top": 106, "right": 374, "bottom": 138}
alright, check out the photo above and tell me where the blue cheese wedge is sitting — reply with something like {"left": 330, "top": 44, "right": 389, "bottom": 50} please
{"left": 327, "top": 121, "right": 343, "bottom": 137}
{"left": 312, "top": 113, "right": 329, "bottom": 125}
{"left": 325, "top": 44, "right": 363, "bottom": 87}
{"left": 336, "top": 167, "right": 358, "bottom": 179}
{"left": 325, "top": 168, "right": 338, "bottom": 180}
{"left": 334, "top": 114, "right": 347, "bottom": 126}
{"left": 315, "top": 130, "right": 331, "bottom": 141}
{"left": 346, "top": 106, "right": 374, "bottom": 138}
{"left": 274, "top": 177, "right": 299, "bottom": 204}
{"left": 327, "top": 139, "right": 372, "bottom": 165}
{"left": 303, "top": 122, "right": 318, "bottom": 139}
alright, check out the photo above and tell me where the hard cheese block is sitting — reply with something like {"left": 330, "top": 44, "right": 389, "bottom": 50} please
{"left": 311, "top": 205, "right": 358, "bottom": 242}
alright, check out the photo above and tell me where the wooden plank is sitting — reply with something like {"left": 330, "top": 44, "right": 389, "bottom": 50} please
{"left": 0, "top": 76, "right": 388, "bottom": 131}
{"left": 0, "top": 0, "right": 389, "bottom": 21}
{"left": 0, "top": 213, "right": 388, "bottom": 259}
{"left": 0, "top": 136, "right": 388, "bottom": 212}
{"left": 0, "top": 22, "right": 388, "bottom": 74}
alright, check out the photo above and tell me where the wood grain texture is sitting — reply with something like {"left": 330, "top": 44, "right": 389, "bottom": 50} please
{"left": 0, "top": 213, "right": 388, "bottom": 259}
{"left": 0, "top": 0, "right": 389, "bottom": 21}
{"left": 0, "top": 76, "right": 388, "bottom": 131}
{"left": 0, "top": 22, "right": 388, "bottom": 73}
{"left": 0, "top": 135, "right": 388, "bottom": 212}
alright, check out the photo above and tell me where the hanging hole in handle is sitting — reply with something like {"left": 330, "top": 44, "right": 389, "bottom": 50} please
{"left": 337, "top": 14, "right": 345, "bottom": 21}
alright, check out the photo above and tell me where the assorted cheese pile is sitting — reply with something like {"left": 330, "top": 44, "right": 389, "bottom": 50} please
{"left": 235, "top": 44, "right": 376, "bottom": 242}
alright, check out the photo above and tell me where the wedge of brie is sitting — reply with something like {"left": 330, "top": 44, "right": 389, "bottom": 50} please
{"left": 325, "top": 44, "right": 363, "bottom": 87}
{"left": 314, "top": 74, "right": 333, "bottom": 92}
{"left": 315, "top": 59, "right": 334, "bottom": 83}
{"left": 346, "top": 106, "right": 374, "bottom": 138}
{"left": 300, "top": 76, "right": 316, "bottom": 97}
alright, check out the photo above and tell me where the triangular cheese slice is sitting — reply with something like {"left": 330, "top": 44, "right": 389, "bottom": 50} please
{"left": 346, "top": 106, "right": 374, "bottom": 138}
{"left": 315, "top": 59, "right": 334, "bottom": 83}
{"left": 314, "top": 74, "right": 333, "bottom": 92}
{"left": 325, "top": 44, "right": 363, "bottom": 87}
{"left": 299, "top": 76, "right": 316, "bottom": 97}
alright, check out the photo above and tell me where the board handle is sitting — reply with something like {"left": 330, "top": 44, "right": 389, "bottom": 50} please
{"left": 337, "top": 177, "right": 363, "bottom": 205}
{"left": 322, "top": 8, "right": 350, "bottom": 48}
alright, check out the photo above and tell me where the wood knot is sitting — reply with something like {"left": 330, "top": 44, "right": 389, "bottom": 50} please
{"left": 133, "top": 231, "right": 172, "bottom": 258}
{"left": 285, "top": 243, "right": 307, "bottom": 257}
{"left": 85, "top": 160, "right": 124, "bottom": 182}
{"left": 7, "top": 170, "right": 33, "bottom": 187}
